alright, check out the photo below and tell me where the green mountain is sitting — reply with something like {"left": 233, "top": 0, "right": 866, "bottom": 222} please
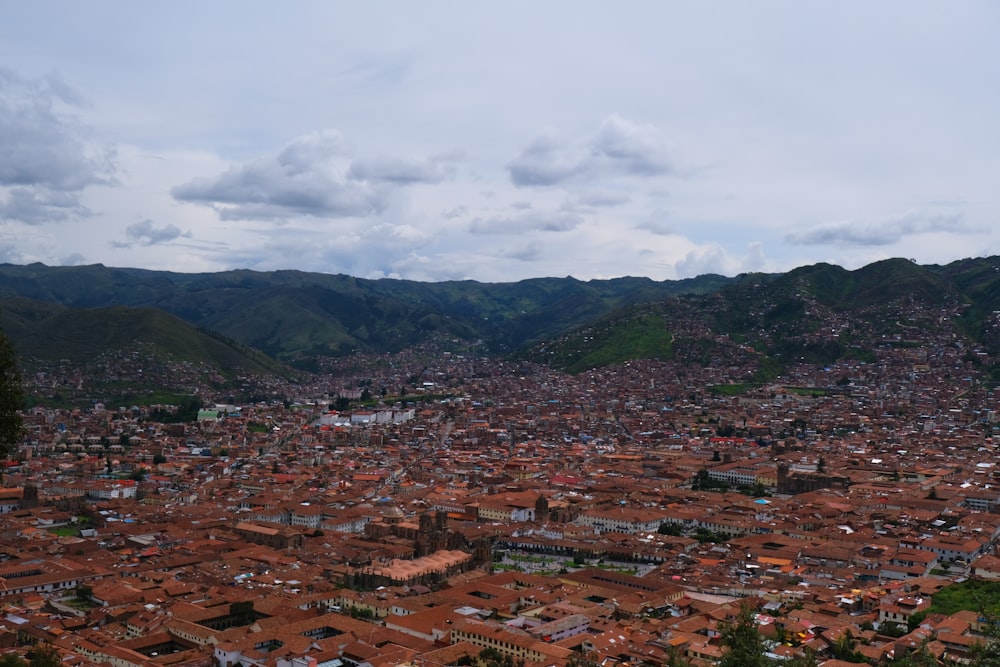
{"left": 525, "top": 257, "right": 997, "bottom": 376}
{"left": 0, "top": 263, "right": 729, "bottom": 365}
{"left": 6, "top": 257, "right": 1000, "bottom": 383}
{"left": 0, "top": 296, "right": 293, "bottom": 379}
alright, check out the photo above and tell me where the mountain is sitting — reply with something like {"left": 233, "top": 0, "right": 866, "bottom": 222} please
{"left": 6, "top": 257, "right": 1000, "bottom": 385}
{"left": 0, "top": 263, "right": 729, "bottom": 365}
{"left": 0, "top": 296, "right": 293, "bottom": 380}
{"left": 524, "top": 257, "right": 1000, "bottom": 377}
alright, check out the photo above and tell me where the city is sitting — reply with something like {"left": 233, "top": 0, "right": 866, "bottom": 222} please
{"left": 2, "top": 316, "right": 1000, "bottom": 667}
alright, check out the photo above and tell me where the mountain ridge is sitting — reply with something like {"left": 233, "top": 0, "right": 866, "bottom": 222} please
{"left": 4, "top": 257, "right": 1000, "bottom": 384}
{"left": 0, "top": 262, "right": 730, "bottom": 365}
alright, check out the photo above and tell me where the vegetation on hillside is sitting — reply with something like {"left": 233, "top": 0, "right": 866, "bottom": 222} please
{"left": 5, "top": 257, "right": 1000, "bottom": 381}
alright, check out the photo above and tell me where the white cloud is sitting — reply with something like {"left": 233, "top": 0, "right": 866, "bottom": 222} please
{"left": 171, "top": 131, "right": 389, "bottom": 220}
{"left": 117, "top": 219, "right": 191, "bottom": 247}
{"left": 0, "top": 3, "right": 997, "bottom": 281}
{"left": 508, "top": 114, "right": 673, "bottom": 188}
{"left": 675, "top": 242, "right": 769, "bottom": 277}
{"left": 0, "top": 68, "right": 115, "bottom": 224}
{"left": 0, "top": 187, "right": 91, "bottom": 224}
{"left": 348, "top": 156, "right": 447, "bottom": 184}
{"left": 468, "top": 210, "right": 583, "bottom": 235}
{"left": 786, "top": 212, "right": 971, "bottom": 246}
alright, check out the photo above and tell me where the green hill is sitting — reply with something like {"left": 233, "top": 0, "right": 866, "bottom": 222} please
{"left": 0, "top": 296, "right": 292, "bottom": 379}
{"left": 6, "top": 257, "right": 1000, "bottom": 381}
{"left": 524, "top": 257, "right": 986, "bottom": 375}
{"left": 0, "top": 264, "right": 730, "bottom": 364}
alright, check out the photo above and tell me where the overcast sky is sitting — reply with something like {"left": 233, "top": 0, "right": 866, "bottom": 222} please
{"left": 1, "top": 2, "right": 998, "bottom": 282}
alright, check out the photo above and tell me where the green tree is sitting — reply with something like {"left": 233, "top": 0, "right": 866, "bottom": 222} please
{"left": 664, "top": 646, "right": 694, "bottom": 667}
{"left": 830, "top": 629, "right": 864, "bottom": 662}
{"left": 230, "top": 600, "right": 255, "bottom": 623}
{"left": 566, "top": 651, "right": 600, "bottom": 667}
{"left": 479, "top": 647, "right": 525, "bottom": 667}
{"left": 880, "top": 621, "right": 905, "bottom": 638}
{"left": 658, "top": 522, "right": 683, "bottom": 536}
{"left": 0, "top": 327, "right": 24, "bottom": 460}
{"left": 893, "top": 640, "right": 939, "bottom": 667}
{"left": 970, "top": 636, "right": 1000, "bottom": 667}
{"left": 718, "top": 603, "right": 772, "bottom": 667}
{"left": 0, "top": 653, "right": 26, "bottom": 667}
{"left": 968, "top": 598, "right": 1000, "bottom": 667}
{"left": 74, "top": 583, "right": 93, "bottom": 602}
{"left": 348, "top": 606, "right": 374, "bottom": 620}
{"left": 27, "top": 643, "right": 61, "bottom": 667}
{"left": 907, "top": 609, "right": 929, "bottom": 633}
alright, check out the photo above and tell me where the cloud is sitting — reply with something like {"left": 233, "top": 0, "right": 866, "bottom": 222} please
{"left": 468, "top": 210, "right": 583, "bottom": 235}
{"left": 498, "top": 244, "right": 541, "bottom": 262}
{"left": 508, "top": 135, "right": 586, "bottom": 186}
{"left": 171, "top": 131, "right": 389, "bottom": 220}
{"left": 275, "top": 131, "right": 346, "bottom": 174}
{"left": 574, "top": 190, "right": 632, "bottom": 208}
{"left": 786, "top": 212, "right": 969, "bottom": 246}
{"left": 117, "top": 219, "right": 191, "bottom": 247}
{"left": 348, "top": 156, "right": 446, "bottom": 184}
{"left": 593, "top": 114, "right": 672, "bottom": 176}
{"left": 0, "top": 243, "right": 25, "bottom": 264}
{"left": 0, "top": 68, "right": 115, "bottom": 223}
{"left": 0, "top": 187, "right": 91, "bottom": 224}
{"left": 635, "top": 218, "right": 675, "bottom": 236}
{"left": 508, "top": 114, "right": 673, "bottom": 187}
{"left": 674, "top": 242, "right": 768, "bottom": 278}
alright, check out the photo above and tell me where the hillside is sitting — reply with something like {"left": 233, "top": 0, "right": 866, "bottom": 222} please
{"left": 0, "top": 263, "right": 729, "bottom": 365}
{"left": 5, "top": 257, "right": 1000, "bottom": 384}
{"left": 0, "top": 296, "right": 294, "bottom": 380}
{"left": 524, "top": 257, "right": 996, "bottom": 377}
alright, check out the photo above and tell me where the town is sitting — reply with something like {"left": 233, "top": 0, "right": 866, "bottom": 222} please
{"left": 2, "top": 322, "right": 1000, "bottom": 667}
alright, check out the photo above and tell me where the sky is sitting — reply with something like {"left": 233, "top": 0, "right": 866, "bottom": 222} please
{"left": 1, "top": 2, "right": 998, "bottom": 283}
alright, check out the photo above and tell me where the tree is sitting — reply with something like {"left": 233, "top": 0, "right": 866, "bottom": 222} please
{"left": 880, "top": 621, "right": 905, "bottom": 638}
{"left": 0, "top": 326, "right": 24, "bottom": 460}
{"left": 894, "top": 640, "right": 940, "bottom": 667}
{"left": 907, "top": 609, "right": 929, "bottom": 633}
{"left": 74, "top": 583, "right": 93, "bottom": 602}
{"left": 664, "top": 646, "right": 694, "bottom": 667}
{"left": 968, "top": 597, "right": 1000, "bottom": 667}
{"left": 0, "top": 654, "right": 26, "bottom": 667}
{"left": 479, "top": 647, "right": 525, "bottom": 667}
{"left": 658, "top": 522, "right": 683, "bottom": 536}
{"left": 718, "top": 603, "right": 772, "bottom": 667}
{"left": 830, "top": 629, "right": 864, "bottom": 662}
{"left": 26, "top": 643, "right": 61, "bottom": 667}
{"left": 970, "top": 636, "right": 1000, "bottom": 667}
{"left": 230, "top": 600, "right": 255, "bottom": 622}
